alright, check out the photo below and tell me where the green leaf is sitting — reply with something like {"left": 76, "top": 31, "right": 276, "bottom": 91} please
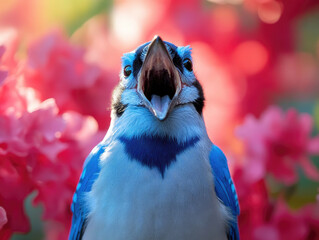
{"left": 45, "top": 0, "right": 113, "bottom": 34}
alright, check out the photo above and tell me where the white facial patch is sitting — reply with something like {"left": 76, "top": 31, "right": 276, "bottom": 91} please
{"left": 120, "top": 89, "right": 142, "bottom": 106}
{"left": 177, "top": 85, "right": 199, "bottom": 105}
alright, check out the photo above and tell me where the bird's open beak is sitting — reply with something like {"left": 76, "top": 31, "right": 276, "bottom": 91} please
{"left": 137, "top": 36, "right": 181, "bottom": 120}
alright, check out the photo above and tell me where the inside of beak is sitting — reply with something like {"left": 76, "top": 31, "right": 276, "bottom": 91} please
{"left": 138, "top": 37, "right": 181, "bottom": 120}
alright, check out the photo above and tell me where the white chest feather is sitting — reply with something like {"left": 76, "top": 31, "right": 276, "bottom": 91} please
{"left": 83, "top": 138, "right": 228, "bottom": 240}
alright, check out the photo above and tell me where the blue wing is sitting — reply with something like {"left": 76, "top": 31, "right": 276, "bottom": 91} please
{"left": 209, "top": 144, "right": 240, "bottom": 240}
{"left": 69, "top": 143, "right": 106, "bottom": 240}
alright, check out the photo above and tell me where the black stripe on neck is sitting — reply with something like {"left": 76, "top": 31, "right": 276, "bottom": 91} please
{"left": 192, "top": 80, "right": 205, "bottom": 115}
{"left": 111, "top": 84, "right": 127, "bottom": 117}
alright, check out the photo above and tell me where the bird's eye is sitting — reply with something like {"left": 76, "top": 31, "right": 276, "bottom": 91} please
{"left": 183, "top": 58, "right": 193, "bottom": 72}
{"left": 123, "top": 65, "right": 132, "bottom": 77}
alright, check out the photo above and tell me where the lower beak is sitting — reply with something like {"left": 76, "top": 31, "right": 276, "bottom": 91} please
{"left": 137, "top": 36, "right": 181, "bottom": 120}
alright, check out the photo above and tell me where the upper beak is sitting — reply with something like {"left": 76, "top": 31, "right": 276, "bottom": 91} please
{"left": 137, "top": 36, "right": 181, "bottom": 120}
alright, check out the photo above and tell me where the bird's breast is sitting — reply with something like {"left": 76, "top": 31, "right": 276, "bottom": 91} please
{"left": 83, "top": 137, "right": 228, "bottom": 240}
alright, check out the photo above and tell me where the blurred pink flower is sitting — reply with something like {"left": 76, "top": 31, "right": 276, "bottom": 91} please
{"left": 252, "top": 200, "right": 319, "bottom": 240}
{"left": 301, "top": 202, "right": 319, "bottom": 239}
{"left": 0, "top": 206, "right": 10, "bottom": 240}
{"left": 236, "top": 106, "right": 319, "bottom": 184}
{"left": 0, "top": 112, "right": 29, "bottom": 157}
{"left": 0, "top": 46, "right": 8, "bottom": 86}
{"left": 234, "top": 168, "right": 270, "bottom": 239}
{"left": 235, "top": 167, "right": 319, "bottom": 239}
{"left": 32, "top": 111, "right": 104, "bottom": 225}
{"left": 265, "top": 201, "right": 308, "bottom": 240}
{"left": 0, "top": 155, "right": 32, "bottom": 238}
{"left": 0, "top": 207, "right": 7, "bottom": 230}
{"left": 0, "top": 43, "right": 104, "bottom": 238}
{"left": 44, "top": 221, "right": 70, "bottom": 240}
{"left": 0, "top": 98, "right": 67, "bottom": 159}
{"left": 25, "top": 31, "right": 115, "bottom": 130}
{"left": 21, "top": 99, "right": 67, "bottom": 160}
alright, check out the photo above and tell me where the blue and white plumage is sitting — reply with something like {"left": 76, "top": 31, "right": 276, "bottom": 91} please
{"left": 69, "top": 36, "right": 240, "bottom": 240}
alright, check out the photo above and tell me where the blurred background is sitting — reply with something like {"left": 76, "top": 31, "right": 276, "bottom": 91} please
{"left": 0, "top": 0, "right": 319, "bottom": 239}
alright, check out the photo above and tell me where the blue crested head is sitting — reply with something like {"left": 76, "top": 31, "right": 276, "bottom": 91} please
{"left": 112, "top": 36, "right": 204, "bottom": 121}
{"left": 109, "top": 36, "right": 206, "bottom": 177}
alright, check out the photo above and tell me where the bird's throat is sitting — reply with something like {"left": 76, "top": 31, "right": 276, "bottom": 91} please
{"left": 119, "top": 135, "right": 200, "bottom": 177}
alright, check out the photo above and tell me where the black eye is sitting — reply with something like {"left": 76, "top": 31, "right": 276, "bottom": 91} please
{"left": 183, "top": 58, "right": 193, "bottom": 72}
{"left": 123, "top": 65, "right": 132, "bottom": 77}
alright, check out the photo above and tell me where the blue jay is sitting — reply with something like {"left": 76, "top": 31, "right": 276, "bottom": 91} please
{"left": 69, "top": 36, "right": 240, "bottom": 240}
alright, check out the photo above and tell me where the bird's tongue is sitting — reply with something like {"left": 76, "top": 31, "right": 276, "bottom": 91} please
{"left": 150, "top": 95, "right": 171, "bottom": 120}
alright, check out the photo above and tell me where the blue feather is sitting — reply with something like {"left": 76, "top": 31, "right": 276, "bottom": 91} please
{"left": 69, "top": 143, "right": 106, "bottom": 240}
{"left": 209, "top": 145, "right": 240, "bottom": 240}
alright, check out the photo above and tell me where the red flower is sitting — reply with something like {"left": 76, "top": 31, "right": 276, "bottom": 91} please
{"left": 236, "top": 106, "right": 319, "bottom": 184}
{"left": 234, "top": 168, "right": 271, "bottom": 239}
{"left": 252, "top": 201, "right": 318, "bottom": 240}
{"left": 235, "top": 167, "right": 319, "bottom": 239}
{"left": 0, "top": 43, "right": 104, "bottom": 238}
{"left": 0, "top": 46, "right": 8, "bottom": 86}
{"left": 0, "top": 207, "right": 7, "bottom": 230}
{"left": 25, "top": 31, "right": 115, "bottom": 130}
{"left": 0, "top": 155, "right": 33, "bottom": 237}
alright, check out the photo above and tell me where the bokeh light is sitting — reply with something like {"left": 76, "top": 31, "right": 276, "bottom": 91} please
{"left": 232, "top": 41, "right": 269, "bottom": 75}
{"left": 258, "top": 0, "right": 283, "bottom": 24}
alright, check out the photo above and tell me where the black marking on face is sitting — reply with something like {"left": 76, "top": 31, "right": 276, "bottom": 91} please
{"left": 192, "top": 80, "right": 205, "bottom": 115}
{"left": 133, "top": 53, "right": 143, "bottom": 78}
{"left": 163, "top": 42, "right": 183, "bottom": 74}
{"left": 133, "top": 42, "right": 149, "bottom": 78}
{"left": 111, "top": 84, "right": 127, "bottom": 117}
{"left": 172, "top": 53, "right": 183, "bottom": 74}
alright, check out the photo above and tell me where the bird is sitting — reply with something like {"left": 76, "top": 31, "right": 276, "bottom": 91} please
{"left": 69, "top": 36, "right": 240, "bottom": 240}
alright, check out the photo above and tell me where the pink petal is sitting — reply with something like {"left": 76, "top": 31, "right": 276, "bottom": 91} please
{"left": 253, "top": 224, "right": 279, "bottom": 240}
{"left": 273, "top": 201, "right": 309, "bottom": 240}
{"left": 31, "top": 159, "right": 69, "bottom": 182}
{"left": 0, "top": 46, "right": 5, "bottom": 59}
{"left": 299, "top": 157, "right": 319, "bottom": 181}
{"left": 260, "top": 106, "right": 284, "bottom": 138}
{"left": 299, "top": 113, "right": 313, "bottom": 136}
{"left": 0, "top": 70, "right": 8, "bottom": 86}
{"left": 308, "top": 136, "right": 319, "bottom": 154}
{"left": 39, "top": 141, "right": 67, "bottom": 161}
{"left": 0, "top": 207, "right": 7, "bottom": 229}
{"left": 243, "top": 156, "right": 266, "bottom": 183}
{"left": 268, "top": 156, "right": 298, "bottom": 185}
{"left": 27, "top": 32, "right": 57, "bottom": 69}
{"left": 62, "top": 111, "right": 103, "bottom": 155}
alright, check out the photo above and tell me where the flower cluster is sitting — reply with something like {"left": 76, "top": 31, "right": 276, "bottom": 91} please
{"left": 236, "top": 106, "right": 319, "bottom": 185}
{"left": 25, "top": 31, "right": 116, "bottom": 130}
{"left": 0, "top": 31, "right": 105, "bottom": 239}
{"left": 235, "top": 106, "right": 319, "bottom": 239}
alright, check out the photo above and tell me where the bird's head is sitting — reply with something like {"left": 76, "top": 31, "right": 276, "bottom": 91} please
{"left": 112, "top": 36, "right": 204, "bottom": 124}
